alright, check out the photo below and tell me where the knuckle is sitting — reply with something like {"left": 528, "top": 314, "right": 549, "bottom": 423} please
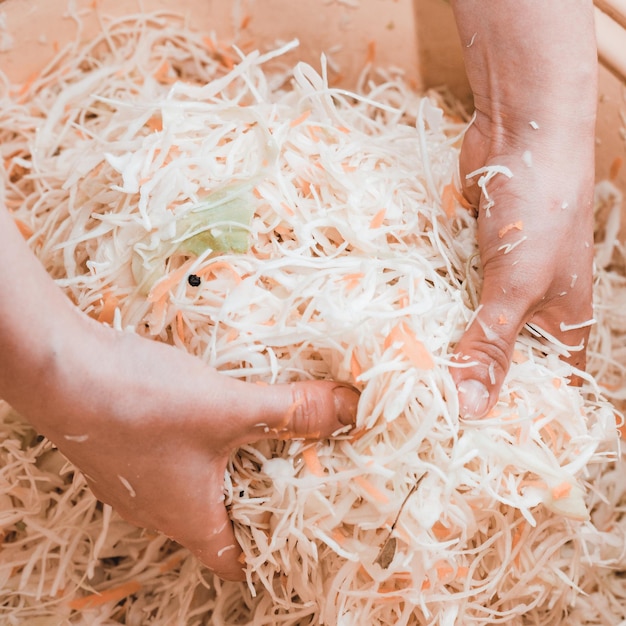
{"left": 287, "top": 385, "right": 320, "bottom": 438}
{"left": 457, "top": 333, "right": 512, "bottom": 386}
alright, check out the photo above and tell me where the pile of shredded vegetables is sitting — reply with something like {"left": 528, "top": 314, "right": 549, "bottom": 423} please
{"left": 1, "top": 10, "right": 626, "bottom": 626}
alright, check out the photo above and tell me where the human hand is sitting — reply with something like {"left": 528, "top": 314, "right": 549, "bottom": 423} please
{"left": 449, "top": 0, "right": 598, "bottom": 418}
{"left": 0, "top": 205, "right": 358, "bottom": 581}
{"left": 32, "top": 319, "right": 358, "bottom": 582}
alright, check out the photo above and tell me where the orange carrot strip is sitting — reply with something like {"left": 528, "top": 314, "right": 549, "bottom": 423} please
{"left": 497, "top": 220, "right": 524, "bottom": 238}
{"left": 366, "top": 40, "right": 377, "bottom": 64}
{"left": 436, "top": 564, "right": 454, "bottom": 580}
{"left": 341, "top": 272, "right": 364, "bottom": 290}
{"left": 175, "top": 311, "right": 185, "bottom": 343}
{"left": 441, "top": 183, "right": 456, "bottom": 219}
{"left": 68, "top": 580, "right": 142, "bottom": 610}
{"left": 551, "top": 481, "right": 572, "bottom": 501}
{"left": 146, "top": 115, "right": 163, "bottom": 132}
{"left": 384, "top": 322, "right": 434, "bottom": 370}
{"left": 431, "top": 520, "right": 452, "bottom": 540}
{"left": 350, "top": 351, "right": 362, "bottom": 381}
{"left": 97, "top": 293, "right": 120, "bottom": 325}
{"left": 154, "top": 61, "right": 172, "bottom": 84}
{"left": 353, "top": 475, "right": 389, "bottom": 504}
{"left": 308, "top": 126, "right": 322, "bottom": 142}
{"left": 450, "top": 183, "right": 473, "bottom": 211}
{"left": 298, "top": 178, "right": 311, "bottom": 196}
{"left": 369, "top": 208, "right": 386, "bottom": 229}
{"left": 148, "top": 259, "right": 195, "bottom": 303}
{"left": 203, "top": 36, "right": 216, "bottom": 54}
{"left": 13, "top": 218, "right": 33, "bottom": 240}
{"left": 302, "top": 445, "right": 325, "bottom": 477}
{"left": 290, "top": 109, "right": 311, "bottom": 128}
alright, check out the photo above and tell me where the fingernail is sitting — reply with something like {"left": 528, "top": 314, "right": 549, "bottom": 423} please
{"left": 332, "top": 384, "right": 360, "bottom": 426}
{"left": 457, "top": 379, "right": 489, "bottom": 419}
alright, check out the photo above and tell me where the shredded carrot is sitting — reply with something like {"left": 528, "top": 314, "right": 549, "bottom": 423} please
{"left": 441, "top": 183, "right": 456, "bottom": 219}
{"left": 97, "top": 293, "right": 120, "bottom": 325}
{"left": 609, "top": 155, "right": 623, "bottom": 181}
{"left": 146, "top": 115, "right": 163, "bottom": 132}
{"left": 384, "top": 321, "right": 434, "bottom": 370}
{"left": 551, "top": 482, "right": 572, "bottom": 501}
{"left": 16, "top": 71, "right": 39, "bottom": 104}
{"left": 217, "top": 44, "right": 235, "bottom": 70}
{"left": 541, "top": 422, "right": 559, "bottom": 451}
{"left": 226, "top": 328, "right": 239, "bottom": 342}
{"left": 68, "top": 580, "right": 142, "bottom": 610}
{"left": 301, "top": 444, "right": 325, "bottom": 477}
{"left": 366, "top": 40, "right": 377, "bottom": 65}
{"left": 497, "top": 220, "right": 524, "bottom": 238}
{"left": 436, "top": 563, "right": 455, "bottom": 580}
{"left": 331, "top": 529, "right": 347, "bottom": 546}
{"left": 308, "top": 126, "right": 322, "bottom": 142}
{"left": 446, "top": 182, "right": 471, "bottom": 211}
{"left": 369, "top": 208, "right": 386, "bottom": 229}
{"left": 341, "top": 272, "right": 364, "bottom": 290}
{"left": 350, "top": 351, "right": 362, "bottom": 381}
{"left": 147, "top": 259, "right": 195, "bottom": 303}
{"left": 240, "top": 13, "right": 251, "bottom": 29}
{"left": 13, "top": 218, "right": 33, "bottom": 240}
{"left": 175, "top": 310, "right": 185, "bottom": 343}
{"left": 497, "top": 313, "right": 508, "bottom": 325}
{"left": 202, "top": 36, "right": 216, "bottom": 54}
{"left": 290, "top": 109, "right": 311, "bottom": 128}
{"left": 154, "top": 61, "right": 174, "bottom": 85}
{"left": 298, "top": 178, "right": 311, "bottom": 196}
{"left": 353, "top": 476, "right": 389, "bottom": 504}
{"left": 431, "top": 520, "right": 452, "bottom": 540}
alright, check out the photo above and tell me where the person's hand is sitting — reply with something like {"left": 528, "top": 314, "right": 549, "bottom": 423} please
{"left": 450, "top": 0, "right": 598, "bottom": 418}
{"left": 44, "top": 319, "right": 358, "bottom": 581}
{"left": 0, "top": 209, "right": 358, "bottom": 582}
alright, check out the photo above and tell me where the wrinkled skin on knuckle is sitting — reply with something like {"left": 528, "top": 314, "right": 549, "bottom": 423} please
{"left": 285, "top": 385, "right": 322, "bottom": 439}
{"left": 457, "top": 332, "right": 512, "bottom": 388}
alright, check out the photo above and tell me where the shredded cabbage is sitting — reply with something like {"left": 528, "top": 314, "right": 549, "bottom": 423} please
{"left": 1, "top": 9, "right": 625, "bottom": 626}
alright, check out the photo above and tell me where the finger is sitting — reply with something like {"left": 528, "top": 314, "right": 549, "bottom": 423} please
{"left": 451, "top": 283, "right": 529, "bottom": 420}
{"left": 212, "top": 378, "right": 359, "bottom": 448}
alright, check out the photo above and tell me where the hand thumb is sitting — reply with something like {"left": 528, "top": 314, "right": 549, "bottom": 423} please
{"left": 218, "top": 378, "right": 359, "bottom": 448}
{"left": 451, "top": 299, "right": 523, "bottom": 420}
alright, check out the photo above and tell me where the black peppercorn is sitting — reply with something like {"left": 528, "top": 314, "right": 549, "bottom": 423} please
{"left": 187, "top": 274, "right": 201, "bottom": 287}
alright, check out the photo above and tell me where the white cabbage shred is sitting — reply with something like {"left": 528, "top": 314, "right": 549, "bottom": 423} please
{"left": 1, "top": 11, "right": 625, "bottom": 626}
